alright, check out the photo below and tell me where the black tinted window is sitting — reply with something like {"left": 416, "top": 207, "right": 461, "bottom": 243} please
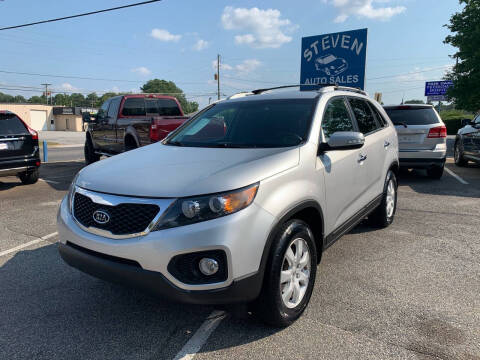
{"left": 349, "top": 98, "right": 379, "bottom": 134}
{"left": 0, "top": 114, "right": 28, "bottom": 135}
{"left": 168, "top": 99, "right": 315, "bottom": 148}
{"left": 384, "top": 108, "right": 440, "bottom": 125}
{"left": 145, "top": 99, "right": 158, "bottom": 114}
{"left": 158, "top": 99, "right": 182, "bottom": 116}
{"left": 322, "top": 98, "right": 354, "bottom": 139}
{"left": 122, "top": 98, "right": 146, "bottom": 116}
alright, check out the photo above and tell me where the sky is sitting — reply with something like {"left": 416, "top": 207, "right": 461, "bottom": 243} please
{"left": 0, "top": 0, "right": 464, "bottom": 108}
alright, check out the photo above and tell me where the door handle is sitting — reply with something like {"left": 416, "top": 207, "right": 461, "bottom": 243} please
{"left": 384, "top": 140, "right": 390, "bottom": 148}
{"left": 358, "top": 154, "right": 367, "bottom": 163}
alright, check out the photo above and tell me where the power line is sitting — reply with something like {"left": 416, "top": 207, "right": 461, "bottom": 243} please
{"left": 0, "top": 0, "right": 162, "bottom": 31}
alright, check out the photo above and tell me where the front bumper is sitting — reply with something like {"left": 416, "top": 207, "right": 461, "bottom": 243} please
{"left": 57, "top": 193, "right": 275, "bottom": 303}
{"left": 58, "top": 241, "right": 262, "bottom": 304}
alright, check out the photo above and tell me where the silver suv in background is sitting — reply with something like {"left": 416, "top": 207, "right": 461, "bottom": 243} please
{"left": 383, "top": 104, "right": 447, "bottom": 179}
{"left": 57, "top": 85, "right": 399, "bottom": 327}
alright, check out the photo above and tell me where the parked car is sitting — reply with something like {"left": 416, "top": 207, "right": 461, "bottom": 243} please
{"left": 84, "top": 94, "right": 189, "bottom": 164}
{"left": 454, "top": 114, "right": 480, "bottom": 166}
{"left": 383, "top": 104, "right": 447, "bottom": 178}
{"left": 0, "top": 110, "right": 40, "bottom": 184}
{"left": 57, "top": 85, "right": 399, "bottom": 327}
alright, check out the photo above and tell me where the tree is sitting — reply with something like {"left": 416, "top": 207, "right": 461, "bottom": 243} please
{"left": 54, "top": 93, "right": 69, "bottom": 106}
{"left": 405, "top": 99, "right": 425, "bottom": 104}
{"left": 28, "top": 95, "right": 45, "bottom": 104}
{"left": 69, "top": 93, "right": 86, "bottom": 107}
{"left": 444, "top": 0, "right": 480, "bottom": 112}
{"left": 141, "top": 79, "right": 198, "bottom": 114}
{"left": 13, "top": 95, "right": 26, "bottom": 103}
{"left": 0, "top": 92, "right": 14, "bottom": 103}
{"left": 86, "top": 92, "right": 99, "bottom": 108}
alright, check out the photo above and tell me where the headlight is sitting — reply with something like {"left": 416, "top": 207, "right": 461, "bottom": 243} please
{"left": 153, "top": 183, "right": 259, "bottom": 230}
{"left": 67, "top": 172, "right": 80, "bottom": 214}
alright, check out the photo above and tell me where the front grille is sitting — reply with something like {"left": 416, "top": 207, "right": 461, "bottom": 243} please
{"left": 73, "top": 192, "right": 159, "bottom": 235}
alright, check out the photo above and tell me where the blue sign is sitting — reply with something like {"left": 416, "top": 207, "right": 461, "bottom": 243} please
{"left": 300, "top": 28, "right": 368, "bottom": 90}
{"left": 425, "top": 81, "right": 453, "bottom": 96}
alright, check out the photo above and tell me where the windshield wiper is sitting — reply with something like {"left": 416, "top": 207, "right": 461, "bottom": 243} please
{"left": 167, "top": 140, "right": 184, "bottom": 146}
{"left": 393, "top": 122, "right": 408, "bottom": 128}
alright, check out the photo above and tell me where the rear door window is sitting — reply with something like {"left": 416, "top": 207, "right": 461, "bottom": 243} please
{"left": 0, "top": 114, "right": 28, "bottom": 135}
{"left": 384, "top": 108, "right": 440, "bottom": 125}
{"left": 122, "top": 98, "right": 146, "bottom": 116}
{"left": 369, "top": 103, "right": 388, "bottom": 127}
{"left": 348, "top": 98, "right": 380, "bottom": 134}
{"left": 158, "top": 99, "right": 182, "bottom": 116}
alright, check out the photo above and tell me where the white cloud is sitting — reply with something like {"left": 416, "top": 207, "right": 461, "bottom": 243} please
{"left": 324, "top": 0, "right": 406, "bottom": 22}
{"left": 235, "top": 59, "right": 262, "bottom": 74}
{"left": 60, "top": 83, "right": 78, "bottom": 92}
{"left": 193, "top": 39, "right": 210, "bottom": 51}
{"left": 212, "top": 59, "right": 262, "bottom": 74}
{"left": 150, "top": 28, "right": 181, "bottom": 42}
{"left": 221, "top": 6, "right": 295, "bottom": 49}
{"left": 131, "top": 66, "right": 152, "bottom": 76}
{"left": 212, "top": 60, "right": 233, "bottom": 71}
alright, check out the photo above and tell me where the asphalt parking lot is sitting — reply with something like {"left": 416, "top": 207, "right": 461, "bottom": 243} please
{"left": 1, "top": 158, "right": 479, "bottom": 360}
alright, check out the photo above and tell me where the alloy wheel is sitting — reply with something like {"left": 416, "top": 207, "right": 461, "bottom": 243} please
{"left": 386, "top": 179, "right": 396, "bottom": 218}
{"left": 279, "top": 238, "right": 311, "bottom": 309}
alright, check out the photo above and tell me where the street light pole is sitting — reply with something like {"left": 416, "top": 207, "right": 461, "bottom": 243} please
{"left": 41, "top": 83, "right": 51, "bottom": 105}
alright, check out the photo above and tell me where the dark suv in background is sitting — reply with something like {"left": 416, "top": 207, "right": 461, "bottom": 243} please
{"left": 0, "top": 111, "right": 41, "bottom": 185}
{"left": 84, "top": 94, "right": 189, "bottom": 164}
{"left": 454, "top": 113, "right": 480, "bottom": 166}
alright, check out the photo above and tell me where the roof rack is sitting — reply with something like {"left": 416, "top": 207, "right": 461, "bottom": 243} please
{"left": 249, "top": 84, "right": 367, "bottom": 96}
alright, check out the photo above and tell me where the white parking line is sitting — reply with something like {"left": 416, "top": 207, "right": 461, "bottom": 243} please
{"left": 39, "top": 178, "right": 60, "bottom": 184}
{"left": 445, "top": 167, "right": 469, "bottom": 185}
{"left": 173, "top": 310, "right": 226, "bottom": 360}
{"left": 0, "top": 231, "right": 58, "bottom": 257}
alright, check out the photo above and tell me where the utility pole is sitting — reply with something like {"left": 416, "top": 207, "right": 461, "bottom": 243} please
{"left": 41, "top": 83, "right": 51, "bottom": 105}
{"left": 217, "top": 54, "right": 220, "bottom": 100}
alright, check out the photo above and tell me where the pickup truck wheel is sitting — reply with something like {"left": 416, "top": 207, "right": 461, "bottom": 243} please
{"left": 368, "top": 170, "right": 397, "bottom": 228}
{"left": 19, "top": 169, "right": 39, "bottom": 185}
{"left": 84, "top": 139, "right": 100, "bottom": 165}
{"left": 253, "top": 220, "right": 317, "bottom": 327}
{"left": 124, "top": 136, "right": 138, "bottom": 151}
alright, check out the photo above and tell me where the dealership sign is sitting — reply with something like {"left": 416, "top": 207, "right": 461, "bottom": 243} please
{"left": 425, "top": 80, "right": 453, "bottom": 101}
{"left": 300, "top": 28, "right": 368, "bottom": 90}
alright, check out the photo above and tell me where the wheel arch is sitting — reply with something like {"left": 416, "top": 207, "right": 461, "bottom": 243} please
{"left": 124, "top": 127, "right": 140, "bottom": 148}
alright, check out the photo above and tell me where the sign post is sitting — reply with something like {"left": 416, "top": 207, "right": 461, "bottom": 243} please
{"left": 300, "top": 28, "right": 368, "bottom": 90}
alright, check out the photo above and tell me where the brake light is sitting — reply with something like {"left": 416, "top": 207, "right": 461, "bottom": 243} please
{"left": 427, "top": 125, "right": 447, "bottom": 138}
{"left": 149, "top": 121, "right": 160, "bottom": 142}
{"left": 28, "top": 127, "right": 38, "bottom": 140}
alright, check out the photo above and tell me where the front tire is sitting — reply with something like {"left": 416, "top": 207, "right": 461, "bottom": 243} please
{"left": 454, "top": 141, "right": 468, "bottom": 167}
{"left": 253, "top": 220, "right": 317, "bottom": 327}
{"left": 19, "top": 168, "right": 39, "bottom": 185}
{"left": 368, "top": 170, "right": 397, "bottom": 228}
{"left": 84, "top": 138, "right": 100, "bottom": 165}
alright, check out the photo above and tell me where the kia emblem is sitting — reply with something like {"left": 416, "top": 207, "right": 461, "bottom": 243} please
{"left": 93, "top": 210, "right": 110, "bottom": 224}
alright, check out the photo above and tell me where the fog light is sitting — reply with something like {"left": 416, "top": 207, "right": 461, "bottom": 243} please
{"left": 198, "top": 258, "right": 219, "bottom": 276}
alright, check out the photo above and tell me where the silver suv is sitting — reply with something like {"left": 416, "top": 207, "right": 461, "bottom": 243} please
{"left": 57, "top": 86, "right": 399, "bottom": 327}
{"left": 383, "top": 104, "right": 447, "bottom": 178}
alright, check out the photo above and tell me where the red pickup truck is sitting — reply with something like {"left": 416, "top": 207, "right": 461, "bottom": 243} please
{"left": 84, "top": 94, "right": 189, "bottom": 164}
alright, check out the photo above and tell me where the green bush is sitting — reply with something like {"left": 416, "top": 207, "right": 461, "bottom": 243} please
{"left": 439, "top": 110, "right": 473, "bottom": 135}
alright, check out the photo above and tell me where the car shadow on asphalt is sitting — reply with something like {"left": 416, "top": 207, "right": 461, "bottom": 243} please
{"left": 40, "top": 161, "right": 85, "bottom": 191}
{"left": 0, "top": 243, "right": 221, "bottom": 359}
{"left": 397, "top": 167, "right": 480, "bottom": 198}
{"left": 1, "top": 244, "right": 283, "bottom": 359}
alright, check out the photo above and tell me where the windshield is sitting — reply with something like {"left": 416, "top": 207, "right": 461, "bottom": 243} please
{"left": 385, "top": 108, "right": 440, "bottom": 125}
{"left": 167, "top": 99, "right": 316, "bottom": 148}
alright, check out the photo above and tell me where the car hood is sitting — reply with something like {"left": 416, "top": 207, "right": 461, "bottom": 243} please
{"left": 77, "top": 143, "right": 300, "bottom": 197}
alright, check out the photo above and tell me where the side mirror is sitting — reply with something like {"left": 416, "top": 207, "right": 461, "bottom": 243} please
{"left": 461, "top": 118, "right": 472, "bottom": 127}
{"left": 318, "top": 131, "right": 365, "bottom": 153}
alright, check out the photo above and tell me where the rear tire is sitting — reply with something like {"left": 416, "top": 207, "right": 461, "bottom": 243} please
{"left": 84, "top": 138, "right": 100, "bottom": 165}
{"left": 19, "top": 169, "right": 39, "bottom": 185}
{"left": 253, "top": 220, "right": 317, "bottom": 327}
{"left": 427, "top": 164, "right": 444, "bottom": 179}
{"left": 368, "top": 170, "right": 397, "bottom": 228}
{"left": 454, "top": 141, "right": 468, "bottom": 167}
